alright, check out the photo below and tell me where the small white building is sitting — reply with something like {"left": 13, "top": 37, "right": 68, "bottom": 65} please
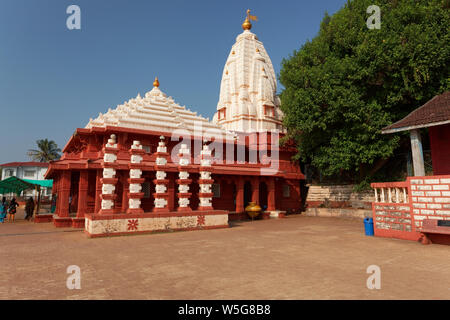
{"left": 0, "top": 162, "right": 52, "bottom": 197}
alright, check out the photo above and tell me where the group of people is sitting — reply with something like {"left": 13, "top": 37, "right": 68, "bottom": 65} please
{"left": 0, "top": 197, "right": 34, "bottom": 223}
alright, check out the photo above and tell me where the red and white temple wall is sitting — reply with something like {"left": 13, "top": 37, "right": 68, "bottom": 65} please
{"left": 371, "top": 175, "right": 450, "bottom": 241}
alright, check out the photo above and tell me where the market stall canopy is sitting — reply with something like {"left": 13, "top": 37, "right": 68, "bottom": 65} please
{"left": 0, "top": 176, "right": 53, "bottom": 194}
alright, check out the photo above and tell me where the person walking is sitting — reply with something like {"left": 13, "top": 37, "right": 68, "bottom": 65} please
{"left": 0, "top": 197, "right": 7, "bottom": 223}
{"left": 25, "top": 197, "right": 35, "bottom": 221}
{"left": 7, "top": 198, "right": 19, "bottom": 222}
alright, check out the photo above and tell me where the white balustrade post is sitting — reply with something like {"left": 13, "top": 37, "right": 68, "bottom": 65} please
{"left": 153, "top": 136, "right": 170, "bottom": 212}
{"left": 99, "top": 134, "right": 119, "bottom": 215}
{"left": 176, "top": 144, "right": 192, "bottom": 212}
{"left": 198, "top": 143, "right": 214, "bottom": 211}
{"left": 127, "top": 140, "right": 145, "bottom": 214}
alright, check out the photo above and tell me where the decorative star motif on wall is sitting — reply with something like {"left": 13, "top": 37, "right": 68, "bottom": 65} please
{"left": 127, "top": 219, "right": 139, "bottom": 231}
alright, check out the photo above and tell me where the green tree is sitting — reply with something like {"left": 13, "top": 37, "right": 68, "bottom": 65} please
{"left": 280, "top": 0, "right": 449, "bottom": 182}
{"left": 27, "top": 139, "right": 61, "bottom": 162}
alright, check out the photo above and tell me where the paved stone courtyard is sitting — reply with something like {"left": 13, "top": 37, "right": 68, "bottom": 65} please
{"left": 0, "top": 215, "right": 449, "bottom": 300}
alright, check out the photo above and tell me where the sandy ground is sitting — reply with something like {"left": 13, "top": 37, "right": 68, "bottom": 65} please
{"left": 0, "top": 215, "right": 449, "bottom": 300}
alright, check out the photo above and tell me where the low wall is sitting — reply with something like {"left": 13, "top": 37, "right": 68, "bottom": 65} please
{"left": 305, "top": 208, "right": 372, "bottom": 220}
{"left": 84, "top": 210, "right": 229, "bottom": 238}
{"left": 306, "top": 185, "right": 374, "bottom": 209}
{"left": 371, "top": 175, "right": 450, "bottom": 242}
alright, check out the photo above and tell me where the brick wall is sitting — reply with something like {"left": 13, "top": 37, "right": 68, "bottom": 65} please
{"left": 371, "top": 175, "right": 450, "bottom": 242}
{"left": 409, "top": 176, "right": 450, "bottom": 229}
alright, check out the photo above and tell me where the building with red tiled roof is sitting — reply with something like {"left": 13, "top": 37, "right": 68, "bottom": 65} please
{"left": 382, "top": 91, "right": 450, "bottom": 176}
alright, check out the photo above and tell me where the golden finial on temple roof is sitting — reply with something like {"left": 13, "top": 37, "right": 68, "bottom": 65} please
{"left": 153, "top": 77, "right": 160, "bottom": 88}
{"left": 242, "top": 9, "right": 258, "bottom": 31}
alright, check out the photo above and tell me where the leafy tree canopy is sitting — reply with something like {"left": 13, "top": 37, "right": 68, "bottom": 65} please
{"left": 27, "top": 139, "right": 61, "bottom": 162}
{"left": 280, "top": 0, "right": 449, "bottom": 181}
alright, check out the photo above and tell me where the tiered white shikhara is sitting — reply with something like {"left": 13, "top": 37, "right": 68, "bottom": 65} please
{"left": 100, "top": 135, "right": 119, "bottom": 213}
{"left": 213, "top": 29, "right": 285, "bottom": 133}
{"left": 198, "top": 144, "right": 214, "bottom": 210}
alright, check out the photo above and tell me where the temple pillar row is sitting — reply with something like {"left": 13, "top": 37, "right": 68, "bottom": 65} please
{"left": 127, "top": 140, "right": 145, "bottom": 214}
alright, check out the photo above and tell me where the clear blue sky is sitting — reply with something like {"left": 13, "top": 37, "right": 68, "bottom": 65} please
{"left": 0, "top": 0, "right": 346, "bottom": 163}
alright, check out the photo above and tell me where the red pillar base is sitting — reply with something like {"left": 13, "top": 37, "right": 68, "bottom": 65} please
{"left": 126, "top": 208, "right": 144, "bottom": 214}
{"left": 153, "top": 207, "right": 170, "bottom": 213}
{"left": 198, "top": 206, "right": 214, "bottom": 211}
{"left": 53, "top": 216, "right": 73, "bottom": 228}
{"left": 177, "top": 207, "right": 192, "bottom": 212}
{"left": 71, "top": 217, "right": 85, "bottom": 228}
{"left": 98, "top": 209, "right": 115, "bottom": 215}
{"left": 262, "top": 212, "right": 271, "bottom": 220}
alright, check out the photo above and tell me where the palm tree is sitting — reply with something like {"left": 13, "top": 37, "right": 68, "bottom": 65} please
{"left": 27, "top": 139, "right": 61, "bottom": 162}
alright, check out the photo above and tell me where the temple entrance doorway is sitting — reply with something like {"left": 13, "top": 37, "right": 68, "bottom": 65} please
{"left": 259, "top": 182, "right": 268, "bottom": 211}
{"left": 244, "top": 181, "right": 252, "bottom": 208}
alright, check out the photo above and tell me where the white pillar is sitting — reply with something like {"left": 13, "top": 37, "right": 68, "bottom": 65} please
{"left": 199, "top": 143, "right": 214, "bottom": 211}
{"left": 410, "top": 129, "right": 425, "bottom": 176}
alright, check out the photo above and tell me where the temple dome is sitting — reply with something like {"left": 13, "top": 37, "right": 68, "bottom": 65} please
{"left": 213, "top": 23, "right": 284, "bottom": 133}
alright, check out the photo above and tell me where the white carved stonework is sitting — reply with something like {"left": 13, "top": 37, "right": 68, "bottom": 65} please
{"left": 155, "top": 184, "right": 167, "bottom": 194}
{"left": 178, "top": 184, "right": 190, "bottom": 194}
{"left": 200, "top": 171, "right": 211, "bottom": 180}
{"left": 103, "top": 168, "right": 116, "bottom": 179}
{"left": 179, "top": 198, "right": 190, "bottom": 208}
{"left": 201, "top": 159, "right": 211, "bottom": 167}
{"left": 129, "top": 183, "right": 142, "bottom": 194}
{"left": 129, "top": 198, "right": 141, "bottom": 209}
{"left": 154, "top": 198, "right": 168, "bottom": 208}
{"left": 199, "top": 198, "right": 212, "bottom": 207}
{"left": 101, "top": 199, "right": 114, "bottom": 210}
{"left": 104, "top": 153, "right": 117, "bottom": 163}
{"left": 200, "top": 184, "right": 212, "bottom": 193}
{"left": 156, "top": 157, "right": 167, "bottom": 166}
{"left": 102, "top": 184, "right": 115, "bottom": 195}
{"left": 131, "top": 140, "right": 142, "bottom": 150}
{"left": 201, "top": 145, "right": 212, "bottom": 156}
{"left": 106, "top": 135, "right": 118, "bottom": 148}
{"left": 156, "top": 171, "right": 166, "bottom": 180}
{"left": 131, "top": 154, "right": 143, "bottom": 164}
{"left": 179, "top": 171, "right": 189, "bottom": 180}
{"left": 130, "top": 169, "right": 142, "bottom": 179}
{"left": 179, "top": 158, "right": 190, "bottom": 166}
{"left": 157, "top": 141, "right": 167, "bottom": 153}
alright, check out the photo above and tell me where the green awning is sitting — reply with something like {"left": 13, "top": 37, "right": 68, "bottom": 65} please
{"left": 0, "top": 176, "right": 53, "bottom": 195}
{"left": 23, "top": 179, "right": 53, "bottom": 188}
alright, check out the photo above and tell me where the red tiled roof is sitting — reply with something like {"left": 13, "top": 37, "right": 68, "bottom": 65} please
{"left": 0, "top": 162, "right": 49, "bottom": 168}
{"left": 382, "top": 91, "right": 450, "bottom": 133}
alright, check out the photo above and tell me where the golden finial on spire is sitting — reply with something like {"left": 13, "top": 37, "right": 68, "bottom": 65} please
{"left": 242, "top": 9, "right": 258, "bottom": 30}
{"left": 153, "top": 77, "right": 160, "bottom": 88}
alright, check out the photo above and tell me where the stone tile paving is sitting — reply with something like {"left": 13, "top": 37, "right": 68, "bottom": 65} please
{"left": 0, "top": 216, "right": 449, "bottom": 299}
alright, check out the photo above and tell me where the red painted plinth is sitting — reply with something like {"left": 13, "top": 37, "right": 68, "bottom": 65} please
{"left": 177, "top": 206, "right": 192, "bottom": 212}
{"left": 98, "top": 209, "right": 115, "bottom": 215}
{"left": 198, "top": 179, "right": 214, "bottom": 184}
{"left": 198, "top": 193, "right": 214, "bottom": 198}
{"left": 72, "top": 217, "right": 85, "bottom": 228}
{"left": 53, "top": 216, "right": 72, "bottom": 228}
{"left": 176, "top": 179, "right": 192, "bottom": 185}
{"left": 100, "top": 178, "right": 118, "bottom": 185}
{"left": 127, "top": 208, "right": 144, "bottom": 214}
{"left": 34, "top": 214, "right": 53, "bottom": 223}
